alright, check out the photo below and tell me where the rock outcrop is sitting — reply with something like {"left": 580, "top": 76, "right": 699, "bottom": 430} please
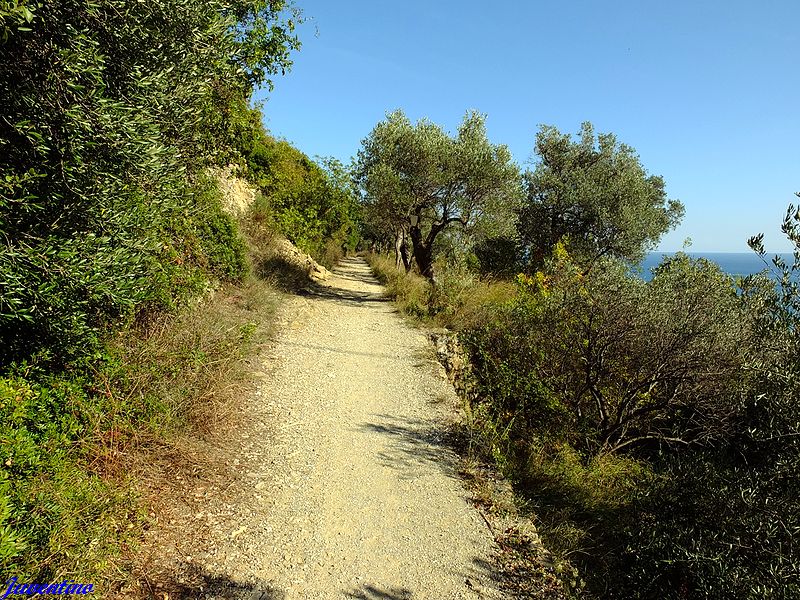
{"left": 428, "top": 330, "right": 476, "bottom": 402}
{"left": 273, "top": 237, "right": 330, "bottom": 282}
{"left": 211, "top": 166, "right": 330, "bottom": 283}
{"left": 210, "top": 164, "right": 257, "bottom": 217}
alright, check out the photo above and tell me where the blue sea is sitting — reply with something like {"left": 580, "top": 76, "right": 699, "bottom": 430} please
{"left": 638, "top": 252, "right": 794, "bottom": 282}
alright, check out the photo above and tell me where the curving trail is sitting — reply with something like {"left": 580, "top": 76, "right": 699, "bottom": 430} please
{"left": 152, "top": 257, "right": 505, "bottom": 599}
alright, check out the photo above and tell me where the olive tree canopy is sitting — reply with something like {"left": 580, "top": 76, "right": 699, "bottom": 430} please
{"left": 355, "top": 110, "right": 522, "bottom": 280}
{"left": 519, "top": 122, "right": 684, "bottom": 269}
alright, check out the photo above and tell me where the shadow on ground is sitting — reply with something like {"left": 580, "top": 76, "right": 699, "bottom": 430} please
{"left": 358, "top": 414, "right": 462, "bottom": 480}
{"left": 299, "top": 282, "right": 389, "bottom": 307}
{"left": 256, "top": 255, "right": 314, "bottom": 293}
{"left": 339, "top": 556, "right": 509, "bottom": 599}
{"left": 294, "top": 257, "right": 389, "bottom": 307}
{"left": 344, "top": 584, "right": 413, "bottom": 599}
{"left": 132, "top": 565, "right": 285, "bottom": 600}
{"left": 255, "top": 253, "right": 387, "bottom": 309}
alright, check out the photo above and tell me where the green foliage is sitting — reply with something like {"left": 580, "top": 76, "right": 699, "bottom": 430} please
{"left": 0, "top": 372, "right": 138, "bottom": 580}
{"left": 225, "top": 0, "right": 302, "bottom": 90}
{"left": 182, "top": 176, "right": 249, "bottom": 281}
{"left": 466, "top": 249, "right": 750, "bottom": 455}
{"left": 604, "top": 199, "right": 800, "bottom": 599}
{"left": 0, "top": 0, "right": 35, "bottom": 42}
{"left": 457, "top": 247, "right": 772, "bottom": 597}
{"left": 355, "top": 110, "right": 523, "bottom": 279}
{"left": 426, "top": 254, "right": 511, "bottom": 329}
{"left": 591, "top": 200, "right": 800, "bottom": 599}
{"left": 243, "top": 122, "right": 361, "bottom": 264}
{"left": 472, "top": 235, "right": 522, "bottom": 276}
{"left": 0, "top": 175, "right": 247, "bottom": 365}
{"left": 519, "top": 122, "right": 684, "bottom": 269}
{"left": 0, "top": 0, "right": 297, "bottom": 365}
{"left": 0, "top": 0, "right": 300, "bottom": 585}
{"left": 610, "top": 450, "right": 800, "bottom": 599}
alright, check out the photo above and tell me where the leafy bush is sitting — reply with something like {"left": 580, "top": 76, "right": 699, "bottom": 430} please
{"left": 178, "top": 176, "right": 249, "bottom": 282}
{"left": 608, "top": 450, "right": 800, "bottom": 599}
{"left": 242, "top": 125, "right": 361, "bottom": 264}
{"left": 466, "top": 249, "right": 751, "bottom": 455}
{"left": 457, "top": 246, "right": 769, "bottom": 596}
{"left": 601, "top": 204, "right": 800, "bottom": 599}
{"left": 473, "top": 235, "right": 522, "bottom": 276}
{"left": 0, "top": 0, "right": 298, "bottom": 366}
{"left": 0, "top": 372, "right": 138, "bottom": 580}
{"left": 0, "top": 175, "right": 247, "bottom": 365}
{"left": 0, "top": 0, "right": 300, "bottom": 585}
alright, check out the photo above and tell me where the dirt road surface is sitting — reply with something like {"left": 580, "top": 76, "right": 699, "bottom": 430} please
{"left": 142, "top": 257, "right": 505, "bottom": 599}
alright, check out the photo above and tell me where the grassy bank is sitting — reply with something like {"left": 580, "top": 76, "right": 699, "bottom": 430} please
{"left": 0, "top": 192, "right": 331, "bottom": 587}
{"left": 366, "top": 252, "right": 514, "bottom": 329}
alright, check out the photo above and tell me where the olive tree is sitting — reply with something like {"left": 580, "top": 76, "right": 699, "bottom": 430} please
{"left": 519, "top": 122, "right": 684, "bottom": 269}
{"left": 466, "top": 252, "right": 751, "bottom": 454}
{"left": 606, "top": 201, "right": 800, "bottom": 599}
{"left": 0, "top": 0, "right": 301, "bottom": 364}
{"left": 355, "top": 110, "right": 522, "bottom": 280}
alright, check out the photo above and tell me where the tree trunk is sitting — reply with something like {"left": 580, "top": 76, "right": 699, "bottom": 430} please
{"left": 400, "top": 236, "right": 412, "bottom": 272}
{"left": 409, "top": 225, "right": 435, "bottom": 281}
{"left": 394, "top": 229, "right": 403, "bottom": 269}
{"left": 394, "top": 228, "right": 412, "bottom": 271}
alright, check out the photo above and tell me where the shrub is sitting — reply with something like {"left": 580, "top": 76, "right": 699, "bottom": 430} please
{"left": 0, "top": 0, "right": 300, "bottom": 585}
{"left": 0, "top": 372, "right": 138, "bottom": 580}
{"left": 0, "top": 0, "right": 299, "bottom": 366}
{"left": 461, "top": 248, "right": 760, "bottom": 596}
{"left": 473, "top": 235, "right": 522, "bottom": 276}
{"left": 608, "top": 450, "right": 800, "bottom": 600}
{"left": 466, "top": 250, "right": 751, "bottom": 455}
{"left": 243, "top": 130, "right": 360, "bottom": 263}
{"left": 602, "top": 205, "right": 800, "bottom": 599}
{"left": 366, "top": 253, "right": 431, "bottom": 317}
{"left": 179, "top": 175, "right": 249, "bottom": 282}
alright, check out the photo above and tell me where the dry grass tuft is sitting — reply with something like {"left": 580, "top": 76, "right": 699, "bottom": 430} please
{"left": 366, "top": 253, "right": 431, "bottom": 318}
{"left": 366, "top": 252, "right": 516, "bottom": 329}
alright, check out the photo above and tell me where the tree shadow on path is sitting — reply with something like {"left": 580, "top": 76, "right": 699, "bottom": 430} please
{"left": 134, "top": 565, "right": 286, "bottom": 600}
{"left": 344, "top": 584, "right": 414, "bottom": 599}
{"left": 358, "top": 414, "right": 462, "bottom": 480}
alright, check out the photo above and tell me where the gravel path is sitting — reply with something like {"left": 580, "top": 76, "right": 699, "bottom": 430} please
{"left": 147, "top": 257, "right": 505, "bottom": 599}
{"left": 257, "top": 256, "right": 505, "bottom": 599}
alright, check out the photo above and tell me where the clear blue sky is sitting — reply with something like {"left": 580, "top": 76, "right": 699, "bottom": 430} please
{"left": 255, "top": 0, "right": 799, "bottom": 252}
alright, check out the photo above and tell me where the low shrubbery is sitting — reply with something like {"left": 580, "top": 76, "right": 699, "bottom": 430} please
{"left": 367, "top": 252, "right": 514, "bottom": 326}
{"left": 0, "top": 197, "right": 280, "bottom": 583}
{"left": 368, "top": 241, "right": 800, "bottom": 599}
{"left": 367, "top": 253, "right": 432, "bottom": 318}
